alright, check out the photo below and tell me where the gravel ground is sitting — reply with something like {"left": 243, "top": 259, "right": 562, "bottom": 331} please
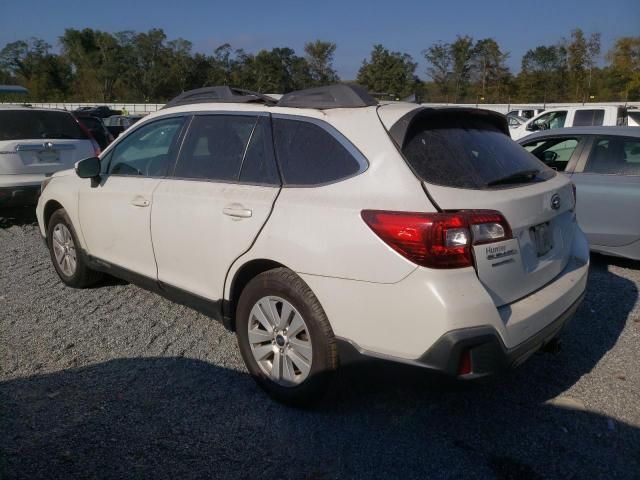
{"left": 1, "top": 206, "right": 639, "bottom": 480}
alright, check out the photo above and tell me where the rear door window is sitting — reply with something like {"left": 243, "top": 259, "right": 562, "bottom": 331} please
{"left": 273, "top": 118, "right": 365, "bottom": 186}
{"left": 573, "top": 109, "right": 605, "bottom": 127}
{"left": 238, "top": 116, "right": 279, "bottom": 185}
{"left": 522, "top": 137, "right": 580, "bottom": 172}
{"left": 584, "top": 137, "right": 640, "bottom": 175}
{"left": 400, "top": 114, "right": 554, "bottom": 189}
{"left": 174, "top": 115, "right": 256, "bottom": 182}
{"left": 0, "top": 110, "right": 88, "bottom": 141}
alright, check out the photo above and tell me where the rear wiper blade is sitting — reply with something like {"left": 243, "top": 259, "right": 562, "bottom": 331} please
{"left": 487, "top": 169, "right": 540, "bottom": 187}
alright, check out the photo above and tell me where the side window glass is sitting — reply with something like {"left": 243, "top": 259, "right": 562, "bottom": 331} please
{"left": 108, "top": 117, "right": 183, "bottom": 176}
{"left": 273, "top": 118, "right": 363, "bottom": 186}
{"left": 533, "top": 111, "right": 566, "bottom": 130}
{"left": 524, "top": 137, "right": 578, "bottom": 172}
{"left": 574, "top": 110, "right": 605, "bottom": 127}
{"left": 239, "top": 117, "right": 279, "bottom": 185}
{"left": 174, "top": 115, "right": 256, "bottom": 181}
{"left": 585, "top": 137, "right": 640, "bottom": 175}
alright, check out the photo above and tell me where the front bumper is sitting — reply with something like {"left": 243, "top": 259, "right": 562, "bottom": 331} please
{"left": 0, "top": 185, "right": 40, "bottom": 207}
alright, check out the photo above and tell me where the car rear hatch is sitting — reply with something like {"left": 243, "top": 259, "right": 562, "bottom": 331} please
{"left": 378, "top": 105, "right": 576, "bottom": 307}
{"left": 0, "top": 109, "right": 94, "bottom": 177}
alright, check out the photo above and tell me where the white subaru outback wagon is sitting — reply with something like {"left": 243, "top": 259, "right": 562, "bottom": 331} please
{"left": 36, "top": 85, "right": 589, "bottom": 404}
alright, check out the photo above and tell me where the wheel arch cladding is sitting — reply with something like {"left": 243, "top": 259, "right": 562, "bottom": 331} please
{"left": 43, "top": 200, "right": 65, "bottom": 232}
{"left": 227, "top": 259, "right": 287, "bottom": 330}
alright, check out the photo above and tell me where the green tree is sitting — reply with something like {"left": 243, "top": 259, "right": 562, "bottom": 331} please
{"left": 0, "top": 37, "right": 71, "bottom": 99}
{"left": 605, "top": 36, "right": 640, "bottom": 100}
{"left": 471, "top": 38, "right": 510, "bottom": 102}
{"left": 450, "top": 35, "right": 474, "bottom": 102}
{"left": 423, "top": 41, "right": 452, "bottom": 101}
{"left": 357, "top": 44, "right": 418, "bottom": 98}
{"left": 304, "top": 40, "right": 339, "bottom": 86}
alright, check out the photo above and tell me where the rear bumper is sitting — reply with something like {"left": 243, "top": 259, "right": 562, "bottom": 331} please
{"left": 338, "top": 291, "right": 584, "bottom": 378}
{"left": 0, "top": 184, "right": 40, "bottom": 207}
{"left": 415, "top": 291, "right": 584, "bottom": 377}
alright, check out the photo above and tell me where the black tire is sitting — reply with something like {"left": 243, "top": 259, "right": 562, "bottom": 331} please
{"left": 47, "top": 208, "right": 103, "bottom": 288}
{"left": 236, "top": 268, "right": 338, "bottom": 406}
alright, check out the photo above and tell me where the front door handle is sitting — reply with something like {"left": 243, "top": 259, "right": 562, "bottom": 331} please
{"left": 223, "top": 206, "right": 252, "bottom": 218}
{"left": 130, "top": 196, "right": 150, "bottom": 207}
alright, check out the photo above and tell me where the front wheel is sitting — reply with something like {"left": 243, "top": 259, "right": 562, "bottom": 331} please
{"left": 236, "top": 268, "right": 337, "bottom": 405}
{"left": 47, "top": 208, "right": 102, "bottom": 288}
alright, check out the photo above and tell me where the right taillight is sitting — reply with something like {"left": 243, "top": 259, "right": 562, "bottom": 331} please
{"left": 361, "top": 209, "right": 512, "bottom": 269}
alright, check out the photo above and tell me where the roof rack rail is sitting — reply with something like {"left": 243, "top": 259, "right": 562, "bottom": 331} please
{"left": 277, "top": 84, "right": 378, "bottom": 109}
{"left": 163, "top": 86, "right": 278, "bottom": 109}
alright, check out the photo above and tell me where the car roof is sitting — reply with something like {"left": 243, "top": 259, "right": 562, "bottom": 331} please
{"left": 518, "top": 126, "right": 640, "bottom": 142}
{"left": 0, "top": 104, "right": 71, "bottom": 114}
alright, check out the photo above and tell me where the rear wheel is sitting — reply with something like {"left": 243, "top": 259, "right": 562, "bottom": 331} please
{"left": 236, "top": 268, "right": 337, "bottom": 405}
{"left": 47, "top": 208, "right": 102, "bottom": 288}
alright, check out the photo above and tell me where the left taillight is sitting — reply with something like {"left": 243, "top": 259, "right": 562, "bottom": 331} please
{"left": 76, "top": 120, "right": 101, "bottom": 156}
{"left": 361, "top": 209, "right": 512, "bottom": 269}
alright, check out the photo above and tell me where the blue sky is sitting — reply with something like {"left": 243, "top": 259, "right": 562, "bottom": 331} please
{"left": 1, "top": 0, "right": 638, "bottom": 80}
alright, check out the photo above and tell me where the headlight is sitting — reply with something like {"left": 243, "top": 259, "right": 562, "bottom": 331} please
{"left": 40, "top": 177, "right": 53, "bottom": 194}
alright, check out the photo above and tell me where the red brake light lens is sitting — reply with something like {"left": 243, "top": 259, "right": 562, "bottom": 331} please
{"left": 361, "top": 209, "right": 512, "bottom": 269}
{"left": 76, "top": 120, "right": 101, "bottom": 156}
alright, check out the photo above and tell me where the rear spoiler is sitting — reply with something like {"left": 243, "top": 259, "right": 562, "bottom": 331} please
{"left": 388, "top": 107, "right": 510, "bottom": 149}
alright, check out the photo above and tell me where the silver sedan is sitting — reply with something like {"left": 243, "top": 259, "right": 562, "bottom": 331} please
{"left": 519, "top": 127, "right": 640, "bottom": 261}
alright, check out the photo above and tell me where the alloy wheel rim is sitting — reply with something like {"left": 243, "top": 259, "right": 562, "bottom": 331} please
{"left": 248, "top": 296, "right": 313, "bottom": 386}
{"left": 52, "top": 223, "right": 77, "bottom": 277}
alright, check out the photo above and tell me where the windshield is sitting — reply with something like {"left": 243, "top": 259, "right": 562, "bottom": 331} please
{"left": 400, "top": 116, "right": 554, "bottom": 189}
{"left": 0, "top": 110, "right": 88, "bottom": 141}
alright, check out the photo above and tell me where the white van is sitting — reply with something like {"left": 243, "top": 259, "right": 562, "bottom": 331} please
{"left": 511, "top": 106, "right": 631, "bottom": 140}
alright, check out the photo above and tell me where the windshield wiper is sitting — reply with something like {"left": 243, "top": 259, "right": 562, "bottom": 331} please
{"left": 487, "top": 169, "right": 540, "bottom": 187}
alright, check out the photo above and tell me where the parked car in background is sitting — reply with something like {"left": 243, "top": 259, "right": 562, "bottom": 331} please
{"left": 74, "top": 114, "right": 114, "bottom": 150}
{"left": 511, "top": 106, "right": 631, "bottom": 140}
{"left": 37, "top": 85, "right": 589, "bottom": 404}
{"left": 103, "top": 114, "right": 145, "bottom": 138}
{"left": 507, "top": 108, "right": 545, "bottom": 119}
{"left": 519, "top": 127, "right": 640, "bottom": 260}
{"left": 0, "top": 106, "right": 98, "bottom": 206}
{"left": 73, "top": 106, "right": 122, "bottom": 119}
{"left": 507, "top": 114, "right": 527, "bottom": 130}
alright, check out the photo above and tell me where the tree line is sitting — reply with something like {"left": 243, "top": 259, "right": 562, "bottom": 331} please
{"left": 0, "top": 27, "right": 638, "bottom": 104}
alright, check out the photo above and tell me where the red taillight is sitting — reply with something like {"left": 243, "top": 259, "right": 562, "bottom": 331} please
{"left": 76, "top": 120, "right": 101, "bottom": 156}
{"left": 361, "top": 209, "right": 512, "bottom": 269}
{"left": 458, "top": 349, "right": 472, "bottom": 375}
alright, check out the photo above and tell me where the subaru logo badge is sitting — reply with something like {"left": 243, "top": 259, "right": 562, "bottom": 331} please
{"left": 551, "top": 194, "right": 561, "bottom": 210}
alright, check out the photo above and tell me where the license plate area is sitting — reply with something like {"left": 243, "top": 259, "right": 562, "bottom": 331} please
{"left": 531, "top": 222, "right": 553, "bottom": 257}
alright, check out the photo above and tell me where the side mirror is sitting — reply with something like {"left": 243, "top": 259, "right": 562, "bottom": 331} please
{"left": 526, "top": 123, "right": 536, "bottom": 131}
{"left": 75, "top": 156, "right": 101, "bottom": 179}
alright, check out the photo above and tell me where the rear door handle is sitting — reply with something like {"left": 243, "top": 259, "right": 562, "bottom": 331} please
{"left": 131, "top": 196, "right": 150, "bottom": 207}
{"left": 223, "top": 206, "right": 252, "bottom": 218}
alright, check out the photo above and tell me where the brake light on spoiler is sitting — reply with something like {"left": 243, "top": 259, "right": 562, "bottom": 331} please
{"left": 361, "top": 210, "right": 512, "bottom": 269}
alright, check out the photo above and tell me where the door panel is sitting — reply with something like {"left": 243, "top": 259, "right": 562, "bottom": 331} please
{"left": 151, "top": 181, "right": 279, "bottom": 299}
{"left": 151, "top": 113, "right": 280, "bottom": 300}
{"left": 77, "top": 116, "right": 186, "bottom": 278}
{"left": 78, "top": 176, "right": 162, "bottom": 278}
{"left": 571, "top": 136, "right": 640, "bottom": 247}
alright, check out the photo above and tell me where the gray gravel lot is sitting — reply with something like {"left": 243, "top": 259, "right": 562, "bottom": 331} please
{"left": 1, "top": 206, "right": 639, "bottom": 479}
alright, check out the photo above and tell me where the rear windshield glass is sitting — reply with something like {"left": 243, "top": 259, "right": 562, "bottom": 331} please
{"left": 0, "top": 110, "right": 88, "bottom": 141}
{"left": 401, "top": 114, "right": 554, "bottom": 189}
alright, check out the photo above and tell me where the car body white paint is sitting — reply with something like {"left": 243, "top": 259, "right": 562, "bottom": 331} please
{"left": 37, "top": 98, "right": 589, "bottom": 366}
